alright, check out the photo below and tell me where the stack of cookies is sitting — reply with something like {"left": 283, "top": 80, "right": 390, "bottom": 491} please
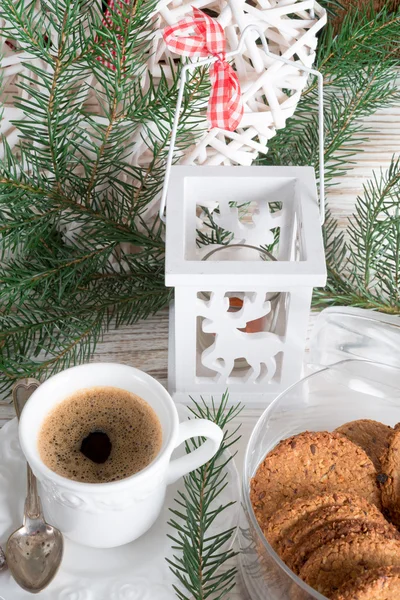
{"left": 250, "top": 419, "right": 400, "bottom": 599}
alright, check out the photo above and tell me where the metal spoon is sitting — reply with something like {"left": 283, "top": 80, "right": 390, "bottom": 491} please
{"left": 6, "top": 379, "right": 64, "bottom": 593}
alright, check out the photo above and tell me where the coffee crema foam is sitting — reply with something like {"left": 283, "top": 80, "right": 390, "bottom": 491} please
{"left": 38, "top": 387, "right": 162, "bottom": 483}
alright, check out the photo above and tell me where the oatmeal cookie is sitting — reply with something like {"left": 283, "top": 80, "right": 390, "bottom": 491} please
{"left": 331, "top": 566, "right": 400, "bottom": 600}
{"left": 250, "top": 431, "right": 381, "bottom": 524}
{"left": 380, "top": 428, "right": 400, "bottom": 526}
{"left": 283, "top": 518, "right": 399, "bottom": 575}
{"left": 335, "top": 419, "right": 392, "bottom": 471}
{"left": 299, "top": 532, "right": 400, "bottom": 597}
{"left": 261, "top": 492, "right": 374, "bottom": 550}
{"left": 277, "top": 498, "right": 385, "bottom": 558}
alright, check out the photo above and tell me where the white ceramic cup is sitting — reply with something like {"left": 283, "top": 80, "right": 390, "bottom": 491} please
{"left": 19, "top": 363, "right": 223, "bottom": 548}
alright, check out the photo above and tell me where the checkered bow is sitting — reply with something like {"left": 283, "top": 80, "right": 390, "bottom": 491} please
{"left": 163, "top": 7, "right": 244, "bottom": 132}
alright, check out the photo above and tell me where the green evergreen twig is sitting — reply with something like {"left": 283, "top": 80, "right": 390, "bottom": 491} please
{"left": 0, "top": 0, "right": 207, "bottom": 394}
{"left": 314, "top": 157, "right": 400, "bottom": 313}
{"left": 261, "top": 5, "right": 400, "bottom": 183}
{"left": 167, "top": 392, "right": 242, "bottom": 600}
{"left": 260, "top": 4, "right": 400, "bottom": 314}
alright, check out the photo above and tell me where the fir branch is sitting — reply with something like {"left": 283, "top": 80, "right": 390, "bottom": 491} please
{"left": 314, "top": 156, "right": 400, "bottom": 313}
{"left": 167, "top": 393, "right": 242, "bottom": 600}
{"left": 317, "top": 0, "right": 343, "bottom": 14}
{"left": 256, "top": 4, "right": 400, "bottom": 313}
{"left": 261, "top": 6, "right": 400, "bottom": 183}
{"left": 0, "top": 0, "right": 207, "bottom": 395}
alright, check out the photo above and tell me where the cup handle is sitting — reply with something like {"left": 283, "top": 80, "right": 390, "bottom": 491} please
{"left": 166, "top": 419, "right": 223, "bottom": 485}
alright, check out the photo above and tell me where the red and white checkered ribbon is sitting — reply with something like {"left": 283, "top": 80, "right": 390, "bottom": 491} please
{"left": 98, "top": 0, "right": 128, "bottom": 71}
{"left": 163, "top": 7, "right": 243, "bottom": 131}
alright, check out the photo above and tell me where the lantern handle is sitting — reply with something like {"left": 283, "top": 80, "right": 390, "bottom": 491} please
{"left": 159, "top": 24, "right": 325, "bottom": 225}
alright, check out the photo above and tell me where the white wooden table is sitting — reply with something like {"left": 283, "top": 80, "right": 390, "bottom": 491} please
{"left": 1, "top": 101, "right": 399, "bottom": 599}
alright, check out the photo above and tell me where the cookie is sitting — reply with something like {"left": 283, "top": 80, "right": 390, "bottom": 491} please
{"left": 299, "top": 532, "right": 400, "bottom": 597}
{"left": 331, "top": 566, "right": 400, "bottom": 600}
{"left": 250, "top": 431, "right": 381, "bottom": 524}
{"left": 283, "top": 518, "right": 399, "bottom": 575}
{"left": 335, "top": 419, "right": 393, "bottom": 471}
{"left": 277, "top": 497, "right": 385, "bottom": 557}
{"left": 380, "top": 428, "right": 400, "bottom": 526}
{"left": 261, "top": 492, "right": 375, "bottom": 550}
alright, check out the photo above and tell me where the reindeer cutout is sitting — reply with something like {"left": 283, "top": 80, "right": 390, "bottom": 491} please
{"left": 211, "top": 200, "right": 283, "bottom": 247}
{"left": 197, "top": 291, "right": 283, "bottom": 383}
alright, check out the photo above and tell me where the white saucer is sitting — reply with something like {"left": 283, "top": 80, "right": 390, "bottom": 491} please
{"left": 0, "top": 406, "right": 240, "bottom": 599}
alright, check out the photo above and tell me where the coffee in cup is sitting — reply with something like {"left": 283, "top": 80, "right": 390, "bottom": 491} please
{"left": 38, "top": 386, "right": 162, "bottom": 483}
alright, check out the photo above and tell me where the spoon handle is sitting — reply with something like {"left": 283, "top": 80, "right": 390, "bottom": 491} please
{"left": 25, "top": 468, "right": 42, "bottom": 521}
{"left": 12, "top": 379, "right": 40, "bottom": 420}
{"left": 12, "top": 379, "right": 43, "bottom": 520}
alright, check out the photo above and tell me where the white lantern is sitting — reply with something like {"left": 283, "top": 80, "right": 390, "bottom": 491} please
{"left": 161, "top": 26, "right": 327, "bottom": 406}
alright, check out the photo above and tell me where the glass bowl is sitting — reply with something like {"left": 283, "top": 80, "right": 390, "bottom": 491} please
{"left": 239, "top": 359, "right": 400, "bottom": 600}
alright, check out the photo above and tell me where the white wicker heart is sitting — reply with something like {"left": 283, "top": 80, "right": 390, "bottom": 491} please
{"left": 142, "top": 0, "right": 326, "bottom": 168}
{"left": 1, "top": 0, "right": 326, "bottom": 166}
{"left": 138, "top": 0, "right": 326, "bottom": 221}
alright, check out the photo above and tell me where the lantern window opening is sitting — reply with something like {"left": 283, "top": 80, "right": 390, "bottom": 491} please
{"left": 182, "top": 173, "right": 306, "bottom": 263}
{"left": 194, "top": 289, "right": 290, "bottom": 385}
